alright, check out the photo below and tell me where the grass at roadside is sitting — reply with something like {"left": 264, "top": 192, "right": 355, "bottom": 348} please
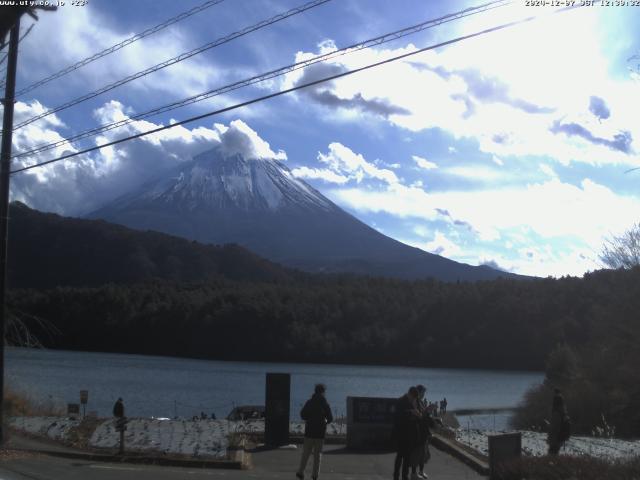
{"left": 497, "top": 455, "right": 640, "bottom": 480}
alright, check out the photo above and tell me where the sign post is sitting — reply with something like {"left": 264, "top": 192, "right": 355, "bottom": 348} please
{"left": 265, "top": 373, "right": 290, "bottom": 447}
{"left": 80, "top": 390, "right": 88, "bottom": 418}
{"left": 67, "top": 403, "right": 80, "bottom": 419}
{"left": 115, "top": 417, "right": 127, "bottom": 455}
{"left": 346, "top": 396, "right": 397, "bottom": 450}
{"left": 488, "top": 432, "right": 521, "bottom": 480}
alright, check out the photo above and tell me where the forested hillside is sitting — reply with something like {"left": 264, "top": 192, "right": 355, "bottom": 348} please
{"left": 8, "top": 202, "right": 296, "bottom": 288}
{"left": 9, "top": 269, "right": 640, "bottom": 374}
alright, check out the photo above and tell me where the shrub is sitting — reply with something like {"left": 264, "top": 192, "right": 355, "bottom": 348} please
{"left": 495, "top": 455, "right": 640, "bottom": 480}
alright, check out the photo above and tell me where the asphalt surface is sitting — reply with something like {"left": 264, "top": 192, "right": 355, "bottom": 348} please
{"left": 0, "top": 435, "right": 485, "bottom": 479}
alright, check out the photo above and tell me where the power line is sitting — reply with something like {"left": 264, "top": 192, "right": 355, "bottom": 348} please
{"left": 9, "top": 0, "right": 333, "bottom": 132}
{"left": 12, "top": 0, "right": 511, "bottom": 160}
{"left": 13, "top": 0, "right": 227, "bottom": 98}
{"left": 10, "top": 4, "right": 580, "bottom": 176}
{"left": 0, "top": 23, "right": 34, "bottom": 87}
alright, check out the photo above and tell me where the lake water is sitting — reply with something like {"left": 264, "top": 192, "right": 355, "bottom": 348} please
{"left": 5, "top": 347, "right": 543, "bottom": 430}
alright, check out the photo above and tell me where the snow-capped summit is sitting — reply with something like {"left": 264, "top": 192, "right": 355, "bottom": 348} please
{"left": 140, "top": 148, "right": 334, "bottom": 213}
{"left": 90, "top": 146, "right": 513, "bottom": 281}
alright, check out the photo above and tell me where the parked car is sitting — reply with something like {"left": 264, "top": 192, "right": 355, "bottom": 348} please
{"left": 227, "top": 405, "right": 265, "bottom": 421}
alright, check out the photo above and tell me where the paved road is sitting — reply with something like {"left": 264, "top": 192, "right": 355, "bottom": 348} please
{"left": 0, "top": 440, "right": 484, "bottom": 479}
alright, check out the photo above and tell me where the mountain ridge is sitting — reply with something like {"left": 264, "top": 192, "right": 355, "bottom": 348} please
{"left": 88, "top": 146, "right": 518, "bottom": 282}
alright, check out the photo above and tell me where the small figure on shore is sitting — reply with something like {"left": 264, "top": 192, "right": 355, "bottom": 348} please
{"left": 547, "top": 388, "right": 570, "bottom": 455}
{"left": 413, "top": 385, "right": 440, "bottom": 479}
{"left": 113, "top": 398, "right": 124, "bottom": 418}
{"left": 440, "top": 398, "right": 448, "bottom": 415}
{"left": 393, "top": 386, "right": 422, "bottom": 480}
{"left": 296, "top": 383, "right": 333, "bottom": 480}
{"left": 200, "top": 411, "right": 208, "bottom": 420}
{"left": 211, "top": 412, "right": 216, "bottom": 420}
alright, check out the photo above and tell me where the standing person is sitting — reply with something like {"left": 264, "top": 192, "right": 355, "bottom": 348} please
{"left": 393, "top": 386, "right": 421, "bottom": 480}
{"left": 113, "top": 398, "right": 124, "bottom": 418}
{"left": 547, "top": 388, "right": 570, "bottom": 455}
{"left": 441, "top": 398, "right": 448, "bottom": 415}
{"left": 414, "top": 385, "right": 441, "bottom": 479}
{"left": 296, "top": 384, "right": 333, "bottom": 480}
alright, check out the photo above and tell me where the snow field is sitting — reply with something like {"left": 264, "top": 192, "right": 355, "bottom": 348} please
{"left": 455, "top": 429, "right": 640, "bottom": 460}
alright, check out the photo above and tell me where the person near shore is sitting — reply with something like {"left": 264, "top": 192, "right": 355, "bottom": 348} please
{"left": 113, "top": 398, "right": 124, "bottom": 418}
{"left": 393, "top": 386, "right": 422, "bottom": 480}
{"left": 440, "top": 398, "right": 448, "bottom": 415}
{"left": 296, "top": 383, "right": 333, "bottom": 480}
{"left": 547, "top": 388, "right": 570, "bottom": 455}
{"left": 413, "top": 385, "right": 443, "bottom": 479}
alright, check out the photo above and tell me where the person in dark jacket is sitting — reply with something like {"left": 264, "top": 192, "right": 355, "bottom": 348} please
{"left": 547, "top": 388, "right": 570, "bottom": 455}
{"left": 414, "top": 385, "right": 440, "bottom": 479}
{"left": 113, "top": 398, "right": 124, "bottom": 418}
{"left": 296, "top": 384, "right": 333, "bottom": 480}
{"left": 393, "top": 386, "right": 421, "bottom": 480}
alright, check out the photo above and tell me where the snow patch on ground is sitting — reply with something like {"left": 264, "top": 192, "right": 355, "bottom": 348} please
{"left": 456, "top": 429, "right": 640, "bottom": 460}
{"left": 10, "top": 416, "right": 80, "bottom": 442}
{"left": 10, "top": 417, "right": 347, "bottom": 459}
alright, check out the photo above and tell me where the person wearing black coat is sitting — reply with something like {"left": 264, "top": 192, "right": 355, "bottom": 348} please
{"left": 296, "top": 384, "right": 333, "bottom": 480}
{"left": 393, "top": 386, "right": 421, "bottom": 480}
{"left": 113, "top": 398, "right": 124, "bottom": 418}
{"left": 547, "top": 388, "right": 570, "bottom": 454}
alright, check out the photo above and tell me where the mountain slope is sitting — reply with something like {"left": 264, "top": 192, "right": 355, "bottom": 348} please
{"left": 7, "top": 202, "right": 295, "bottom": 289}
{"left": 89, "top": 147, "right": 516, "bottom": 281}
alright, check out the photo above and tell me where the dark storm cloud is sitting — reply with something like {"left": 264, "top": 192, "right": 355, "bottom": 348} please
{"left": 589, "top": 96, "right": 611, "bottom": 121}
{"left": 455, "top": 69, "right": 555, "bottom": 114}
{"left": 481, "top": 259, "right": 510, "bottom": 272}
{"left": 550, "top": 121, "right": 633, "bottom": 154}
{"left": 436, "top": 208, "right": 474, "bottom": 231}
{"left": 411, "top": 63, "right": 555, "bottom": 115}
{"left": 294, "top": 62, "right": 410, "bottom": 118}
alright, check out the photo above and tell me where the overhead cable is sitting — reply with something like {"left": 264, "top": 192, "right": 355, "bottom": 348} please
{"left": 9, "top": 0, "right": 333, "bottom": 132}
{"left": 0, "top": 23, "right": 35, "bottom": 87}
{"left": 13, "top": 0, "right": 510, "bottom": 159}
{"left": 13, "top": 0, "right": 227, "bottom": 98}
{"left": 11, "top": 4, "right": 580, "bottom": 175}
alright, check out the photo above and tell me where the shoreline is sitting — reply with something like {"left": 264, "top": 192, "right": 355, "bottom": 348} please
{"left": 6, "top": 345, "right": 545, "bottom": 374}
{"left": 9, "top": 416, "right": 640, "bottom": 463}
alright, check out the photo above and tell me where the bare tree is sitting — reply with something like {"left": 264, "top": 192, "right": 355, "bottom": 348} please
{"left": 600, "top": 223, "right": 640, "bottom": 269}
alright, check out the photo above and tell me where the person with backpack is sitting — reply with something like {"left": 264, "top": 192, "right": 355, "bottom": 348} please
{"left": 296, "top": 384, "right": 333, "bottom": 480}
{"left": 547, "top": 388, "right": 571, "bottom": 454}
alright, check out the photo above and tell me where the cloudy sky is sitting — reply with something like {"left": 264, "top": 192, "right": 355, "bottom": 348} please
{"left": 4, "top": 0, "right": 640, "bottom": 277}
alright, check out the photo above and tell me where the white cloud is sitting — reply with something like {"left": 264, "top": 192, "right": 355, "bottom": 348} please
{"left": 318, "top": 142, "right": 399, "bottom": 185}
{"left": 18, "top": 5, "right": 221, "bottom": 102}
{"left": 424, "top": 231, "right": 461, "bottom": 257}
{"left": 443, "top": 165, "right": 509, "bottom": 182}
{"left": 539, "top": 164, "right": 558, "bottom": 178}
{"left": 282, "top": 8, "right": 640, "bottom": 169}
{"left": 291, "top": 166, "right": 348, "bottom": 184}
{"left": 10, "top": 100, "right": 284, "bottom": 216}
{"left": 213, "top": 120, "right": 287, "bottom": 161}
{"left": 412, "top": 155, "right": 438, "bottom": 170}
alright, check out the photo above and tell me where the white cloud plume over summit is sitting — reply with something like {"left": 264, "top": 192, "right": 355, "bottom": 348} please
{"left": 10, "top": 100, "right": 286, "bottom": 216}
{"left": 213, "top": 120, "right": 287, "bottom": 161}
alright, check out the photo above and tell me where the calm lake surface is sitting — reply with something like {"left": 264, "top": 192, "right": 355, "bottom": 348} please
{"left": 5, "top": 347, "right": 543, "bottom": 430}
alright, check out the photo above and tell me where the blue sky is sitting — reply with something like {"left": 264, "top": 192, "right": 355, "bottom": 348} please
{"left": 5, "top": 0, "right": 640, "bottom": 277}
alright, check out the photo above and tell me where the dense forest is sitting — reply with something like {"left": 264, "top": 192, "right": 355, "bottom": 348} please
{"left": 8, "top": 268, "right": 639, "bottom": 370}
{"left": 7, "top": 203, "right": 640, "bottom": 436}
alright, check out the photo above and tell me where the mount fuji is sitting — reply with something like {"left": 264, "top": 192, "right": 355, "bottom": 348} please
{"left": 89, "top": 147, "right": 512, "bottom": 281}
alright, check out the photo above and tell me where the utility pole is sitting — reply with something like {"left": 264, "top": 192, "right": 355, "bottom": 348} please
{"left": 0, "top": 16, "right": 20, "bottom": 445}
